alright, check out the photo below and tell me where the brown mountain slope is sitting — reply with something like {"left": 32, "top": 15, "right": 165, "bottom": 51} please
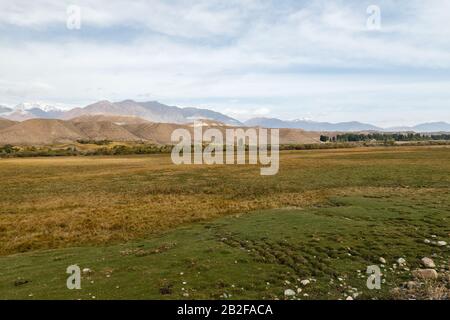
{"left": 0, "top": 118, "right": 18, "bottom": 131}
{"left": 124, "top": 122, "right": 192, "bottom": 144}
{"left": 278, "top": 128, "right": 321, "bottom": 144}
{"left": 70, "top": 114, "right": 150, "bottom": 125}
{"left": 0, "top": 119, "right": 85, "bottom": 145}
{"left": 72, "top": 121, "right": 142, "bottom": 141}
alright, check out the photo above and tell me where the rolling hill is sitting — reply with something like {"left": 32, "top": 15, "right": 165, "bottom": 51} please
{"left": 0, "top": 116, "right": 322, "bottom": 146}
{"left": 0, "top": 119, "right": 85, "bottom": 145}
{"left": 0, "top": 118, "right": 17, "bottom": 131}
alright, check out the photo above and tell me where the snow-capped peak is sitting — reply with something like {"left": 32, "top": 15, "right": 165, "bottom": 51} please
{"left": 14, "top": 102, "right": 64, "bottom": 112}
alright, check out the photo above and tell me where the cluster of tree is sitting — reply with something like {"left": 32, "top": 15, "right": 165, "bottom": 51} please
{"left": 86, "top": 144, "right": 173, "bottom": 155}
{"left": 322, "top": 133, "right": 450, "bottom": 143}
{"left": 0, "top": 144, "right": 173, "bottom": 158}
{"left": 0, "top": 144, "right": 18, "bottom": 154}
{"left": 76, "top": 139, "right": 112, "bottom": 145}
{"left": 280, "top": 142, "right": 355, "bottom": 150}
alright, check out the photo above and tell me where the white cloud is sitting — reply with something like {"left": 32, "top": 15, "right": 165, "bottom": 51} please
{"left": 0, "top": 0, "right": 449, "bottom": 125}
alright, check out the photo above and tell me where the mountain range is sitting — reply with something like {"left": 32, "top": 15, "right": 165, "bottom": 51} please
{"left": 0, "top": 100, "right": 242, "bottom": 126}
{"left": 0, "top": 100, "right": 448, "bottom": 133}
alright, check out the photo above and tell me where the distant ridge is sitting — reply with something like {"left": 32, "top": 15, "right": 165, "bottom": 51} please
{"left": 244, "top": 117, "right": 450, "bottom": 133}
{"left": 244, "top": 118, "right": 381, "bottom": 132}
{"left": 2, "top": 100, "right": 448, "bottom": 133}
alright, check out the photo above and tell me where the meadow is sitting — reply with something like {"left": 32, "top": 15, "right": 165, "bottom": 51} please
{"left": 0, "top": 146, "right": 449, "bottom": 299}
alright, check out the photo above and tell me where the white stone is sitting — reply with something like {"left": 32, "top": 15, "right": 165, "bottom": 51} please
{"left": 379, "top": 257, "right": 386, "bottom": 264}
{"left": 300, "top": 280, "right": 310, "bottom": 286}
{"left": 421, "top": 257, "right": 436, "bottom": 268}
{"left": 437, "top": 241, "right": 447, "bottom": 246}
{"left": 284, "top": 289, "right": 296, "bottom": 297}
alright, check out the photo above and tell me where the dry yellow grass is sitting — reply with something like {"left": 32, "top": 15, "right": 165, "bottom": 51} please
{"left": 0, "top": 145, "right": 449, "bottom": 255}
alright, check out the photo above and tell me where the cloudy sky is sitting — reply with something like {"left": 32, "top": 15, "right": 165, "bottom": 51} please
{"left": 0, "top": 0, "right": 449, "bottom": 126}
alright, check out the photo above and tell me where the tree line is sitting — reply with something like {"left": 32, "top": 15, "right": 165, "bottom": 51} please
{"left": 320, "top": 133, "right": 450, "bottom": 143}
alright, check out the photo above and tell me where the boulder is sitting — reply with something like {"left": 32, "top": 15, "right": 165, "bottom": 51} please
{"left": 411, "top": 269, "right": 438, "bottom": 280}
{"left": 421, "top": 257, "right": 436, "bottom": 268}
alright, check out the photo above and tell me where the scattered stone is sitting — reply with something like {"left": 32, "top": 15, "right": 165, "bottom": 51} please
{"left": 379, "top": 257, "right": 386, "bottom": 264}
{"left": 346, "top": 296, "right": 353, "bottom": 300}
{"left": 412, "top": 269, "right": 438, "bottom": 280}
{"left": 421, "top": 257, "right": 436, "bottom": 268}
{"left": 183, "top": 293, "right": 189, "bottom": 297}
{"left": 437, "top": 241, "right": 447, "bottom": 247}
{"left": 431, "top": 235, "right": 437, "bottom": 238}
{"left": 284, "top": 289, "right": 296, "bottom": 297}
{"left": 424, "top": 239, "right": 431, "bottom": 244}
{"left": 297, "top": 288, "right": 302, "bottom": 294}
{"left": 397, "top": 258, "right": 406, "bottom": 265}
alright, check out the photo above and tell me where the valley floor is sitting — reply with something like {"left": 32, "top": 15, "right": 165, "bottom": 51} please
{"left": 0, "top": 146, "right": 449, "bottom": 299}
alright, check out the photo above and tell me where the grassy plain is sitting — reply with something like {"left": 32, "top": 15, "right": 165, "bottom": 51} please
{"left": 0, "top": 146, "right": 449, "bottom": 299}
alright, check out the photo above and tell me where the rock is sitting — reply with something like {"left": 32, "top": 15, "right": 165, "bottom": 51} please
{"left": 284, "top": 289, "right": 296, "bottom": 297}
{"left": 406, "top": 281, "right": 418, "bottom": 290}
{"left": 397, "top": 258, "right": 406, "bottom": 265}
{"left": 424, "top": 239, "right": 431, "bottom": 244}
{"left": 346, "top": 296, "right": 353, "bottom": 300}
{"left": 421, "top": 257, "right": 436, "bottom": 268}
{"left": 297, "top": 288, "right": 302, "bottom": 294}
{"left": 379, "top": 257, "right": 386, "bottom": 264}
{"left": 437, "top": 241, "right": 447, "bottom": 247}
{"left": 14, "top": 279, "right": 30, "bottom": 287}
{"left": 412, "top": 269, "right": 438, "bottom": 280}
{"left": 300, "top": 280, "right": 310, "bottom": 286}
{"left": 82, "top": 268, "right": 92, "bottom": 274}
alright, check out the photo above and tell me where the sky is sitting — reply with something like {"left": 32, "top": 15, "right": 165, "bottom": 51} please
{"left": 0, "top": 0, "right": 449, "bottom": 127}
